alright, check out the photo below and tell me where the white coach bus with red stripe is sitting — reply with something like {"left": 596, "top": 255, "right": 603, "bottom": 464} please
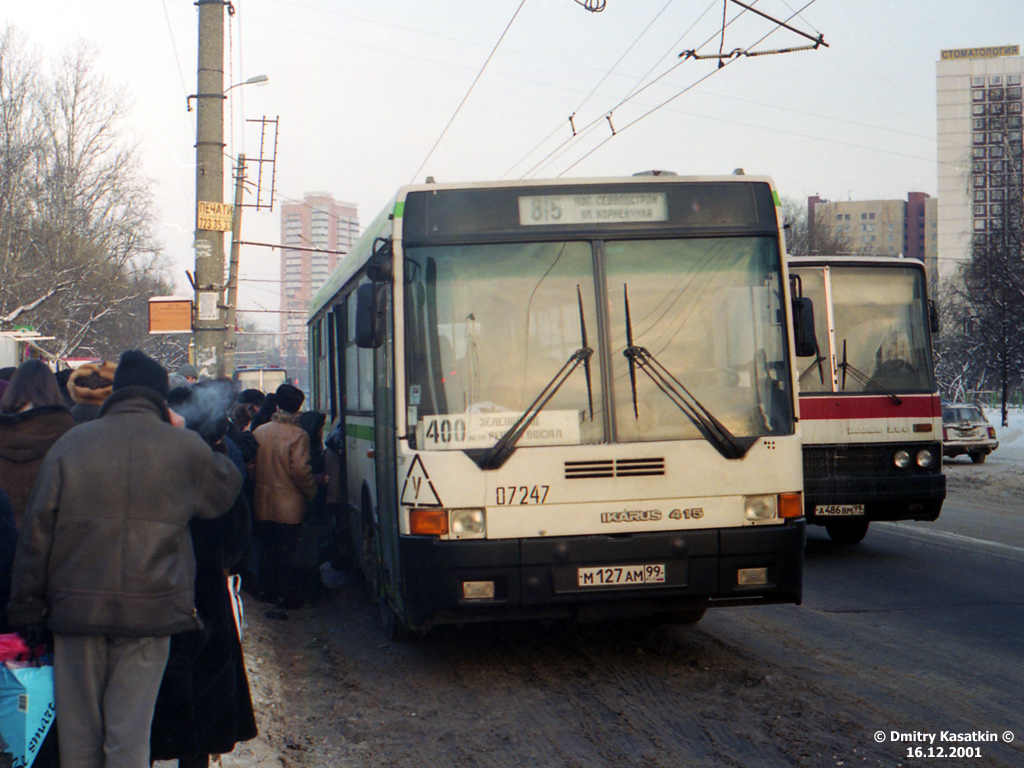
{"left": 788, "top": 256, "right": 945, "bottom": 544}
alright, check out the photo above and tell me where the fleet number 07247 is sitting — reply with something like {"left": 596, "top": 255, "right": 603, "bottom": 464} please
{"left": 495, "top": 485, "right": 550, "bottom": 505}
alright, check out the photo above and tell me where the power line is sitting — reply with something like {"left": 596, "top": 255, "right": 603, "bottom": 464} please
{"left": 554, "top": 0, "right": 824, "bottom": 176}
{"left": 409, "top": 0, "right": 528, "bottom": 185}
{"left": 518, "top": 0, "right": 764, "bottom": 179}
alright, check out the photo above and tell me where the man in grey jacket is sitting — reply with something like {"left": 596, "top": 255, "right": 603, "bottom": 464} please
{"left": 7, "top": 350, "right": 242, "bottom": 768}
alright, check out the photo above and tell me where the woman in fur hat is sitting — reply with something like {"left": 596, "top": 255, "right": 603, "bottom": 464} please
{"left": 66, "top": 360, "right": 117, "bottom": 423}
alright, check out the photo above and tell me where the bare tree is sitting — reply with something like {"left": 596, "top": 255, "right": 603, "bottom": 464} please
{"left": 781, "top": 196, "right": 850, "bottom": 256}
{"left": 0, "top": 31, "right": 168, "bottom": 358}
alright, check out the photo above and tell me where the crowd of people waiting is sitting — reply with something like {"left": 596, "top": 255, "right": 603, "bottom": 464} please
{"left": 0, "top": 351, "right": 328, "bottom": 768}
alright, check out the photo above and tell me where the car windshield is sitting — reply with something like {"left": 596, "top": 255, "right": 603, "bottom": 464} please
{"left": 403, "top": 237, "right": 794, "bottom": 450}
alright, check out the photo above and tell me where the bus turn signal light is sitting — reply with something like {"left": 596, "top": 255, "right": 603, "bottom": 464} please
{"left": 778, "top": 493, "right": 803, "bottom": 518}
{"left": 410, "top": 509, "right": 449, "bottom": 536}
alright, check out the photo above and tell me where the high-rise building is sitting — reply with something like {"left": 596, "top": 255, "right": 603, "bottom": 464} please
{"left": 280, "top": 193, "right": 359, "bottom": 384}
{"left": 936, "top": 45, "right": 1024, "bottom": 284}
{"left": 813, "top": 198, "right": 909, "bottom": 256}
{"left": 805, "top": 194, "right": 940, "bottom": 293}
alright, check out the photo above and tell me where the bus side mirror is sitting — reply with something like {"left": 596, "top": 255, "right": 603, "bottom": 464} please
{"left": 791, "top": 296, "right": 817, "bottom": 357}
{"left": 929, "top": 300, "right": 940, "bottom": 335}
{"left": 366, "top": 238, "right": 393, "bottom": 283}
{"left": 355, "top": 283, "right": 385, "bottom": 348}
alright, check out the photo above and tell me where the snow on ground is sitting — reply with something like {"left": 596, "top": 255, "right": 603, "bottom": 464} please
{"left": 983, "top": 407, "right": 1024, "bottom": 462}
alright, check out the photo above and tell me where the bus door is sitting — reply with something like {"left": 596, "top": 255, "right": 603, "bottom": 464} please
{"left": 370, "top": 277, "right": 401, "bottom": 601}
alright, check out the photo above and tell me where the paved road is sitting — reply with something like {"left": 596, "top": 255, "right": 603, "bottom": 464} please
{"left": 234, "top": 470, "right": 1024, "bottom": 767}
{"left": 700, "top": 488, "right": 1024, "bottom": 766}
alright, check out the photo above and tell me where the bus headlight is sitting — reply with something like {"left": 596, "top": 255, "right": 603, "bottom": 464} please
{"left": 893, "top": 450, "right": 911, "bottom": 469}
{"left": 744, "top": 494, "right": 777, "bottom": 521}
{"left": 916, "top": 449, "right": 936, "bottom": 469}
{"left": 450, "top": 508, "right": 486, "bottom": 538}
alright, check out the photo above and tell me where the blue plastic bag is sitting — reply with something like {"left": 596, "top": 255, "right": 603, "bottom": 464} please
{"left": 0, "top": 662, "right": 55, "bottom": 768}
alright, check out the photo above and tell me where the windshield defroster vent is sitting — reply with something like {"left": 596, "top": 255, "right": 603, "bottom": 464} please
{"left": 565, "top": 458, "right": 665, "bottom": 479}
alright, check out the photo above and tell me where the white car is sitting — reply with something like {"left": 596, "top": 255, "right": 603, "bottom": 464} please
{"left": 942, "top": 403, "right": 999, "bottom": 463}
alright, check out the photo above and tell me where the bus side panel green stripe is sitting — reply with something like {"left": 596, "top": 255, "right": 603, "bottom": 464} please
{"left": 393, "top": 201, "right": 405, "bottom": 219}
{"left": 346, "top": 423, "right": 375, "bottom": 441}
{"left": 772, "top": 190, "right": 781, "bottom": 207}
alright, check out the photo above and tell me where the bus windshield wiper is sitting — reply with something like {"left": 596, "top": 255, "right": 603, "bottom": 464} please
{"left": 477, "top": 287, "right": 594, "bottom": 471}
{"left": 837, "top": 339, "right": 902, "bottom": 404}
{"left": 798, "top": 341, "right": 827, "bottom": 385}
{"left": 622, "top": 284, "right": 754, "bottom": 460}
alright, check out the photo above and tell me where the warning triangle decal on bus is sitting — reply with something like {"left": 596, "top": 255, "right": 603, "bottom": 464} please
{"left": 400, "top": 454, "right": 442, "bottom": 507}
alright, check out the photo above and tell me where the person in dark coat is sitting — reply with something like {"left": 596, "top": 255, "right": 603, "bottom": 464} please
{"left": 0, "top": 359, "right": 75, "bottom": 528}
{"left": 296, "top": 411, "right": 329, "bottom": 603}
{"left": 7, "top": 350, "right": 242, "bottom": 768}
{"left": 65, "top": 360, "right": 117, "bottom": 423}
{"left": 0, "top": 488, "right": 15, "bottom": 634}
{"left": 236, "top": 388, "right": 265, "bottom": 409}
{"left": 248, "top": 391, "right": 277, "bottom": 432}
{"left": 53, "top": 368, "right": 74, "bottom": 409}
{"left": 150, "top": 387, "right": 257, "bottom": 767}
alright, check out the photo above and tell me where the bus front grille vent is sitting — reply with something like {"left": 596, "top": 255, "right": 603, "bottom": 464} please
{"left": 565, "top": 458, "right": 665, "bottom": 479}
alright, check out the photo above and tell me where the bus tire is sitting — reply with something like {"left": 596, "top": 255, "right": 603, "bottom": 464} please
{"left": 327, "top": 503, "right": 352, "bottom": 570}
{"left": 360, "top": 508, "right": 380, "bottom": 602}
{"left": 380, "top": 597, "right": 410, "bottom": 641}
{"left": 825, "top": 519, "right": 869, "bottom": 545}
{"left": 661, "top": 600, "right": 708, "bottom": 625}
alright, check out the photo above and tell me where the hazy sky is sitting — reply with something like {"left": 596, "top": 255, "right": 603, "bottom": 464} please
{"left": 3, "top": 0, "right": 1020, "bottom": 326}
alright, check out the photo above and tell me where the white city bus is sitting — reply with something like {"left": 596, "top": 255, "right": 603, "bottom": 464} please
{"left": 308, "top": 175, "right": 812, "bottom": 636}
{"left": 789, "top": 256, "right": 944, "bottom": 544}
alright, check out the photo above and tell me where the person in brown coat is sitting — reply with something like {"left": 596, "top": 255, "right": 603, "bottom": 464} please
{"left": 66, "top": 360, "right": 117, "bottom": 423}
{"left": 252, "top": 384, "right": 317, "bottom": 616}
{"left": 0, "top": 359, "right": 75, "bottom": 528}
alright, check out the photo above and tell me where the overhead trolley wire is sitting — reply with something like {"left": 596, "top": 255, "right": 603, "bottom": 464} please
{"left": 517, "top": 0, "right": 763, "bottom": 179}
{"left": 554, "top": 0, "right": 823, "bottom": 177}
{"left": 409, "top": 0, "right": 529, "bottom": 186}
{"left": 502, "top": 0, "right": 700, "bottom": 180}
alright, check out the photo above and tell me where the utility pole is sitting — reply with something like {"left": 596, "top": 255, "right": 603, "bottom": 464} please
{"left": 193, "top": 0, "right": 227, "bottom": 379}
{"left": 224, "top": 154, "right": 245, "bottom": 375}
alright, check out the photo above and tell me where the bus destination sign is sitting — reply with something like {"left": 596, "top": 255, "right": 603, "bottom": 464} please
{"left": 519, "top": 192, "right": 668, "bottom": 226}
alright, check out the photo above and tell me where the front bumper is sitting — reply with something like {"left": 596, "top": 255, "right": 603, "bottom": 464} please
{"left": 395, "top": 521, "right": 805, "bottom": 629}
{"left": 803, "top": 473, "right": 945, "bottom": 522}
{"left": 943, "top": 439, "right": 998, "bottom": 457}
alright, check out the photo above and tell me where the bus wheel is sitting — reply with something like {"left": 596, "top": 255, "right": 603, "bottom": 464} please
{"left": 360, "top": 511, "right": 380, "bottom": 601}
{"left": 825, "top": 519, "right": 869, "bottom": 545}
{"left": 380, "top": 597, "right": 410, "bottom": 641}
{"left": 327, "top": 503, "right": 352, "bottom": 570}
{"left": 661, "top": 600, "right": 708, "bottom": 625}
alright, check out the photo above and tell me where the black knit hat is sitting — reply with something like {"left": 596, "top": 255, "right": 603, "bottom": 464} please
{"left": 274, "top": 383, "right": 305, "bottom": 413}
{"left": 237, "top": 388, "right": 266, "bottom": 407}
{"left": 113, "top": 350, "right": 169, "bottom": 399}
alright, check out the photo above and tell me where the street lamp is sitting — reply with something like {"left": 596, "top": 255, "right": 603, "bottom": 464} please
{"left": 187, "top": 74, "right": 269, "bottom": 111}
{"left": 224, "top": 74, "right": 269, "bottom": 93}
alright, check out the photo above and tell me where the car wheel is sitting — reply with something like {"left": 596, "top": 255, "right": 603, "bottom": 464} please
{"left": 969, "top": 451, "right": 987, "bottom": 464}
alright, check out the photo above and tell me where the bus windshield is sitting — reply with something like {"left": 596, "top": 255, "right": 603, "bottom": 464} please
{"left": 404, "top": 236, "right": 793, "bottom": 451}
{"left": 797, "top": 265, "right": 936, "bottom": 394}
